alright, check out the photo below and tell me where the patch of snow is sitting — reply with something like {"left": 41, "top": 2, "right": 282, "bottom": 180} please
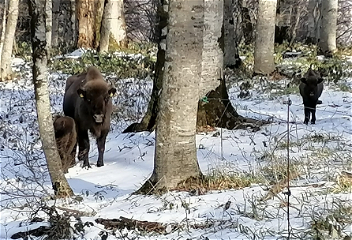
{"left": 1, "top": 56, "right": 351, "bottom": 240}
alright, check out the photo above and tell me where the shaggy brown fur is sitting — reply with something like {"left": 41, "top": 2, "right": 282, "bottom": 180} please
{"left": 63, "top": 66, "right": 116, "bottom": 168}
{"left": 53, "top": 115, "right": 77, "bottom": 173}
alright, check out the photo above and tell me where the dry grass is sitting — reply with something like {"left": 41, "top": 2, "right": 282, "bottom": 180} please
{"left": 175, "top": 171, "right": 260, "bottom": 194}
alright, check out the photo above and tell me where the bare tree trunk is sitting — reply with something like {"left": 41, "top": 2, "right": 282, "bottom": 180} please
{"left": 70, "top": 0, "right": 77, "bottom": 47}
{"left": 138, "top": 0, "right": 203, "bottom": 193}
{"left": 0, "top": 0, "right": 8, "bottom": 72}
{"left": 110, "top": 0, "right": 128, "bottom": 47}
{"left": 51, "top": 0, "right": 60, "bottom": 47}
{"left": 29, "top": 0, "right": 73, "bottom": 198}
{"left": 77, "top": 0, "right": 104, "bottom": 49}
{"left": 0, "top": 0, "right": 19, "bottom": 81}
{"left": 319, "top": 0, "right": 338, "bottom": 56}
{"left": 224, "top": 0, "right": 239, "bottom": 69}
{"left": 45, "top": 0, "right": 52, "bottom": 55}
{"left": 93, "top": 0, "right": 105, "bottom": 49}
{"left": 306, "top": 0, "right": 320, "bottom": 44}
{"left": 99, "top": 0, "right": 112, "bottom": 53}
{"left": 200, "top": 0, "right": 223, "bottom": 97}
{"left": 254, "top": 0, "right": 277, "bottom": 75}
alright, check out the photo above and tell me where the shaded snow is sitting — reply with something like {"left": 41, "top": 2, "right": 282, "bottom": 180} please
{"left": 0, "top": 55, "right": 351, "bottom": 240}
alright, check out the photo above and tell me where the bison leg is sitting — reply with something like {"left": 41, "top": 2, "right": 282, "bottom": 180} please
{"left": 78, "top": 130, "right": 91, "bottom": 168}
{"left": 96, "top": 130, "right": 108, "bottom": 167}
{"left": 304, "top": 106, "right": 310, "bottom": 125}
{"left": 311, "top": 108, "right": 316, "bottom": 124}
{"left": 69, "top": 143, "right": 77, "bottom": 167}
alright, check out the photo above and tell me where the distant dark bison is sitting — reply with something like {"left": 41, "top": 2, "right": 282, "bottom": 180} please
{"left": 63, "top": 66, "right": 116, "bottom": 168}
{"left": 53, "top": 115, "right": 77, "bottom": 173}
{"left": 299, "top": 68, "right": 323, "bottom": 124}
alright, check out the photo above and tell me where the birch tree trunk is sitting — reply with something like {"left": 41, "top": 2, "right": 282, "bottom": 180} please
{"left": 0, "top": 0, "right": 19, "bottom": 81}
{"left": 138, "top": 0, "right": 203, "bottom": 193}
{"left": 110, "top": 0, "right": 128, "bottom": 47}
{"left": 45, "top": 0, "right": 52, "bottom": 55}
{"left": 254, "top": 0, "right": 277, "bottom": 75}
{"left": 99, "top": 0, "right": 112, "bottom": 53}
{"left": 319, "top": 0, "right": 338, "bottom": 55}
{"left": 29, "top": 0, "right": 73, "bottom": 198}
{"left": 200, "top": 0, "right": 223, "bottom": 97}
{"left": 0, "top": 0, "right": 8, "bottom": 73}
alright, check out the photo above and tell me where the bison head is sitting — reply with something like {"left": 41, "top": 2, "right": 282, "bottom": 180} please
{"left": 301, "top": 76, "right": 323, "bottom": 98}
{"left": 77, "top": 82, "right": 116, "bottom": 124}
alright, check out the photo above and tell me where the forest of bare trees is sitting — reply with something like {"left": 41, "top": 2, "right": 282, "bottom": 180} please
{"left": 0, "top": 0, "right": 352, "bottom": 239}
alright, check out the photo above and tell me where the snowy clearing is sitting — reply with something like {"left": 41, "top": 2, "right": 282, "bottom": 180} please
{"left": 0, "top": 56, "right": 351, "bottom": 240}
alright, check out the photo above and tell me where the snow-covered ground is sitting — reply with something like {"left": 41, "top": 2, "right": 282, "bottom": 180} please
{"left": 0, "top": 55, "right": 351, "bottom": 240}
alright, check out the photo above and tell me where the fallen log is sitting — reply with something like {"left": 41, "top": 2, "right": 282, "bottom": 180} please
{"left": 95, "top": 216, "right": 170, "bottom": 234}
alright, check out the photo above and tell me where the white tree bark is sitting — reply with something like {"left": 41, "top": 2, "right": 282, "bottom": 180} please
{"left": 29, "top": 0, "right": 73, "bottom": 197}
{"left": 0, "top": 0, "right": 8, "bottom": 72}
{"left": 45, "top": 0, "right": 52, "bottom": 54}
{"left": 148, "top": 0, "right": 203, "bottom": 190}
{"left": 201, "top": 0, "right": 223, "bottom": 97}
{"left": 254, "top": 0, "right": 277, "bottom": 75}
{"left": 0, "top": 0, "right": 19, "bottom": 81}
{"left": 110, "top": 0, "right": 128, "bottom": 47}
{"left": 319, "top": 0, "right": 338, "bottom": 54}
{"left": 99, "top": 0, "right": 113, "bottom": 53}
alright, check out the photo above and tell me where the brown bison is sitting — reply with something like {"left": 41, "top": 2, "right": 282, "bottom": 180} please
{"left": 63, "top": 66, "right": 116, "bottom": 168}
{"left": 299, "top": 68, "right": 324, "bottom": 124}
{"left": 53, "top": 115, "right": 77, "bottom": 173}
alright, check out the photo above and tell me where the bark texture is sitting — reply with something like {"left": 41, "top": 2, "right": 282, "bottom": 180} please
{"left": 319, "top": 0, "right": 338, "bottom": 55}
{"left": 77, "top": 0, "right": 104, "bottom": 49}
{"left": 306, "top": 0, "right": 321, "bottom": 44}
{"left": 51, "top": 0, "right": 60, "bottom": 47}
{"left": 99, "top": 0, "right": 112, "bottom": 53}
{"left": 0, "top": 0, "right": 8, "bottom": 72}
{"left": 200, "top": 0, "right": 223, "bottom": 97}
{"left": 224, "top": 0, "right": 239, "bottom": 69}
{"left": 0, "top": 0, "right": 19, "bottom": 81}
{"left": 254, "top": 0, "right": 277, "bottom": 75}
{"left": 110, "top": 0, "right": 128, "bottom": 47}
{"left": 29, "top": 0, "right": 73, "bottom": 198}
{"left": 45, "top": 0, "right": 52, "bottom": 54}
{"left": 139, "top": 0, "right": 203, "bottom": 192}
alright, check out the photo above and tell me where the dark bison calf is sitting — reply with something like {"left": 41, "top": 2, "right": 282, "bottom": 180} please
{"left": 63, "top": 66, "right": 116, "bottom": 168}
{"left": 53, "top": 115, "right": 77, "bottom": 173}
{"left": 299, "top": 68, "right": 323, "bottom": 124}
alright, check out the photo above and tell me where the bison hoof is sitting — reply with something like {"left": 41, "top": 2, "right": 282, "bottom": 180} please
{"left": 304, "top": 120, "right": 309, "bottom": 125}
{"left": 82, "top": 163, "right": 91, "bottom": 169}
{"left": 311, "top": 121, "right": 316, "bottom": 124}
{"left": 97, "top": 162, "right": 104, "bottom": 167}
